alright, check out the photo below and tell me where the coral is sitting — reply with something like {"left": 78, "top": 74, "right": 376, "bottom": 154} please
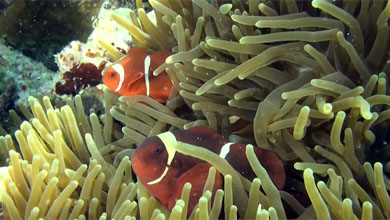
{"left": 89, "top": 4, "right": 133, "bottom": 57}
{"left": 0, "top": 43, "right": 57, "bottom": 103}
{"left": 0, "top": 0, "right": 12, "bottom": 16}
{"left": 302, "top": 163, "right": 390, "bottom": 219}
{"left": 55, "top": 41, "right": 104, "bottom": 76}
{"left": 78, "top": 86, "right": 105, "bottom": 116}
{"left": 107, "top": 0, "right": 390, "bottom": 218}
{"left": 53, "top": 40, "right": 109, "bottom": 95}
{"left": 0, "top": 92, "right": 389, "bottom": 219}
{"left": 0, "top": 70, "right": 16, "bottom": 135}
{"left": 0, "top": 42, "right": 58, "bottom": 134}
{"left": 0, "top": 92, "right": 134, "bottom": 219}
{"left": 55, "top": 63, "right": 104, "bottom": 95}
{"left": 53, "top": 4, "right": 136, "bottom": 95}
{"left": 0, "top": 92, "right": 283, "bottom": 219}
{"left": 104, "top": 0, "right": 137, "bottom": 10}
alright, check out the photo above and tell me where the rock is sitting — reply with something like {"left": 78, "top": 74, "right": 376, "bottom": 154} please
{"left": 0, "top": 0, "right": 103, "bottom": 70}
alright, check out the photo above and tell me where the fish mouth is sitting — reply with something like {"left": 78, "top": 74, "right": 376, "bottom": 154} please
{"left": 130, "top": 152, "right": 141, "bottom": 172}
{"left": 130, "top": 150, "right": 136, "bottom": 160}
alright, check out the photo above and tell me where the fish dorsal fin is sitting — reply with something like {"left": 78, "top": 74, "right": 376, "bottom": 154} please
{"left": 125, "top": 47, "right": 147, "bottom": 86}
{"left": 187, "top": 126, "right": 225, "bottom": 141}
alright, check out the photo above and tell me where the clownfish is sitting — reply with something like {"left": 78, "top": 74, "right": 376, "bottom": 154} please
{"left": 102, "top": 47, "right": 173, "bottom": 103}
{"left": 131, "top": 126, "right": 285, "bottom": 215}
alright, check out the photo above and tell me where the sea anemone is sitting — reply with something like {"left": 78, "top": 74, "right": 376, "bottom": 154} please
{"left": 1, "top": 0, "right": 390, "bottom": 219}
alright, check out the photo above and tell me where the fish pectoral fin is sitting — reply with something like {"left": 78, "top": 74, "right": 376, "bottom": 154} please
{"left": 169, "top": 163, "right": 222, "bottom": 215}
{"left": 128, "top": 72, "right": 144, "bottom": 85}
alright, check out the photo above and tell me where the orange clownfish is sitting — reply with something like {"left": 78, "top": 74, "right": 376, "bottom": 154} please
{"left": 103, "top": 47, "right": 173, "bottom": 103}
{"left": 131, "top": 126, "right": 285, "bottom": 215}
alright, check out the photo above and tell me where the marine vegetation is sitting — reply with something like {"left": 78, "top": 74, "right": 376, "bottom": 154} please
{"left": 1, "top": 0, "right": 390, "bottom": 219}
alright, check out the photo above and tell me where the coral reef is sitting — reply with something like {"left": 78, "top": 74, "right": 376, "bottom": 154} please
{"left": 1, "top": 0, "right": 390, "bottom": 219}
{"left": 104, "top": 0, "right": 137, "bottom": 10}
{"left": 0, "top": 42, "right": 57, "bottom": 134}
{"left": 54, "top": 39, "right": 108, "bottom": 95}
{"left": 0, "top": 68, "right": 16, "bottom": 135}
{"left": 0, "top": 0, "right": 12, "bottom": 16}
{"left": 0, "top": 43, "right": 57, "bottom": 103}
{"left": 53, "top": 4, "right": 135, "bottom": 95}
{"left": 0, "top": 0, "right": 103, "bottom": 70}
{"left": 55, "top": 63, "right": 104, "bottom": 95}
{"left": 55, "top": 41, "right": 108, "bottom": 77}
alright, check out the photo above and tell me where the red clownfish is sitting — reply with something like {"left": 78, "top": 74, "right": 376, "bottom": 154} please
{"left": 102, "top": 47, "right": 173, "bottom": 103}
{"left": 131, "top": 126, "right": 285, "bottom": 215}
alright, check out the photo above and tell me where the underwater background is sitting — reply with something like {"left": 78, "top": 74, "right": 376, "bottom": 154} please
{"left": 0, "top": 0, "right": 390, "bottom": 219}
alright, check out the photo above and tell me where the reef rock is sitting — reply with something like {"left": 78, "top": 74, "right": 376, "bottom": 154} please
{"left": 0, "top": 0, "right": 103, "bottom": 70}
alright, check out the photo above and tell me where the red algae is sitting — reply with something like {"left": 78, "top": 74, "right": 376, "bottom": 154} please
{"left": 55, "top": 63, "right": 104, "bottom": 95}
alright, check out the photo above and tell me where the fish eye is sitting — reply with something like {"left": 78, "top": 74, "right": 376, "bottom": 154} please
{"left": 110, "top": 72, "right": 116, "bottom": 77}
{"left": 153, "top": 146, "right": 162, "bottom": 155}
